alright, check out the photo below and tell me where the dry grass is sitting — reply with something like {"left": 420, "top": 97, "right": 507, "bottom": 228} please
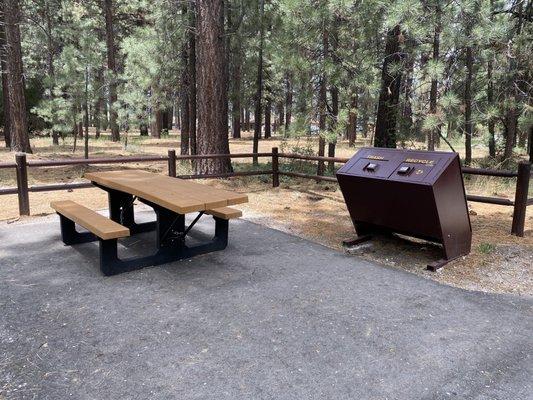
{"left": 0, "top": 130, "right": 531, "bottom": 296}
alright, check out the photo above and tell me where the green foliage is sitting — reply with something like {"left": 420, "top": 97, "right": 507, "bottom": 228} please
{"left": 478, "top": 242, "right": 495, "bottom": 254}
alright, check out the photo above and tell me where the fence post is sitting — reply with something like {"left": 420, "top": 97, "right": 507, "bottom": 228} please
{"left": 15, "top": 153, "right": 30, "bottom": 216}
{"left": 272, "top": 147, "right": 279, "bottom": 187}
{"left": 168, "top": 149, "right": 176, "bottom": 177}
{"left": 511, "top": 161, "right": 531, "bottom": 237}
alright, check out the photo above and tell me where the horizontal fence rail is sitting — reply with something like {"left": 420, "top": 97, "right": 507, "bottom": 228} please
{"left": 0, "top": 147, "right": 530, "bottom": 236}
{"left": 27, "top": 155, "right": 168, "bottom": 167}
{"left": 461, "top": 166, "right": 518, "bottom": 178}
{"left": 465, "top": 194, "right": 514, "bottom": 206}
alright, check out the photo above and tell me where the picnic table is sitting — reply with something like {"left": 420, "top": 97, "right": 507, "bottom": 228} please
{"left": 50, "top": 170, "right": 248, "bottom": 275}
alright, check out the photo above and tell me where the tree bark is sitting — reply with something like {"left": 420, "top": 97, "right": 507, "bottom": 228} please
{"left": 139, "top": 123, "right": 148, "bottom": 136}
{"left": 77, "top": 120, "right": 83, "bottom": 139}
{"left": 346, "top": 92, "right": 358, "bottom": 147}
{"left": 101, "top": 99, "right": 109, "bottom": 130}
{"left": 94, "top": 67, "right": 104, "bottom": 139}
{"left": 195, "top": 0, "right": 232, "bottom": 173}
{"left": 180, "top": 5, "right": 190, "bottom": 155}
{"left": 487, "top": 55, "right": 495, "bottom": 158}
{"left": 3, "top": 0, "right": 31, "bottom": 152}
{"left": 400, "top": 53, "right": 414, "bottom": 139}
{"left": 103, "top": 0, "right": 120, "bottom": 142}
{"left": 464, "top": 45, "right": 473, "bottom": 165}
{"left": 188, "top": 1, "right": 197, "bottom": 155}
{"left": 151, "top": 109, "right": 163, "bottom": 138}
{"left": 244, "top": 107, "right": 250, "bottom": 131}
{"left": 427, "top": 3, "right": 441, "bottom": 151}
{"left": 284, "top": 73, "right": 292, "bottom": 132}
{"left": 43, "top": 0, "right": 60, "bottom": 146}
{"left": 374, "top": 25, "right": 403, "bottom": 148}
{"left": 161, "top": 109, "right": 171, "bottom": 131}
{"left": 276, "top": 101, "right": 284, "bottom": 132}
{"left": 485, "top": 0, "right": 496, "bottom": 157}
{"left": 327, "top": 18, "right": 339, "bottom": 173}
{"left": 502, "top": 106, "right": 517, "bottom": 162}
{"left": 327, "top": 80, "right": 338, "bottom": 172}
{"left": 228, "top": 3, "right": 241, "bottom": 139}
{"left": 175, "top": 104, "right": 181, "bottom": 130}
{"left": 317, "top": 24, "right": 328, "bottom": 176}
{"left": 0, "top": 12, "right": 11, "bottom": 148}
{"left": 327, "top": 83, "right": 338, "bottom": 172}
{"left": 84, "top": 66, "right": 90, "bottom": 159}
{"left": 252, "top": 0, "right": 265, "bottom": 165}
{"left": 264, "top": 96, "right": 271, "bottom": 139}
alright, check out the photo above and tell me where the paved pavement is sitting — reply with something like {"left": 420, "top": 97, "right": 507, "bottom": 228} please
{"left": 0, "top": 211, "right": 532, "bottom": 400}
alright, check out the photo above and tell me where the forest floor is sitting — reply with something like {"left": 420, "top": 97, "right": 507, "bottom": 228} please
{"left": 0, "top": 130, "right": 531, "bottom": 296}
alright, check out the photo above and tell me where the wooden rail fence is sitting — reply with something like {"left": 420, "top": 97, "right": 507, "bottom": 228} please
{"left": 0, "top": 147, "right": 530, "bottom": 236}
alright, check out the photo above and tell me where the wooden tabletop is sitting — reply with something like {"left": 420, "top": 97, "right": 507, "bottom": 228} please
{"left": 84, "top": 169, "right": 248, "bottom": 214}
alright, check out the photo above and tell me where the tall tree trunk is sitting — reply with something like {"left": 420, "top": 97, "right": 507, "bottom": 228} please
{"left": 317, "top": 24, "right": 328, "bottom": 176}
{"left": 264, "top": 97, "right": 271, "bottom": 139}
{"left": 486, "top": 0, "right": 496, "bottom": 158}
{"left": 346, "top": 92, "right": 358, "bottom": 147}
{"left": 427, "top": 3, "right": 441, "bottom": 151}
{"left": 327, "top": 18, "right": 339, "bottom": 173}
{"left": 180, "top": 5, "right": 190, "bottom": 155}
{"left": 374, "top": 25, "right": 403, "bottom": 148}
{"left": 77, "top": 120, "right": 83, "bottom": 139}
{"left": 151, "top": 109, "right": 163, "bottom": 138}
{"left": 284, "top": 73, "right": 292, "bottom": 132}
{"left": 252, "top": 0, "right": 265, "bottom": 165}
{"left": 103, "top": 0, "right": 120, "bottom": 142}
{"left": 361, "top": 96, "right": 369, "bottom": 138}
{"left": 500, "top": 0, "right": 524, "bottom": 164}
{"left": 327, "top": 80, "right": 338, "bottom": 172}
{"left": 139, "top": 123, "right": 148, "bottom": 136}
{"left": 44, "top": 0, "right": 59, "bottom": 145}
{"left": 228, "top": 3, "right": 241, "bottom": 139}
{"left": 0, "top": 12, "right": 11, "bottom": 148}
{"left": 188, "top": 1, "right": 197, "bottom": 155}
{"left": 94, "top": 67, "right": 104, "bottom": 139}
{"left": 244, "top": 107, "right": 250, "bottom": 131}
{"left": 101, "top": 99, "right": 109, "bottom": 130}
{"left": 0, "top": 58, "right": 10, "bottom": 148}
{"left": 464, "top": 45, "right": 473, "bottom": 165}
{"left": 84, "top": 66, "right": 90, "bottom": 159}
{"left": 3, "top": 0, "right": 31, "bottom": 152}
{"left": 231, "top": 90, "right": 241, "bottom": 139}
{"left": 195, "top": 0, "right": 232, "bottom": 173}
{"left": 175, "top": 104, "right": 181, "bottom": 130}
{"left": 502, "top": 107, "right": 517, "bottom": 162}
{"left": 487, "top": 55, "right": 495, "bottom": 158}
{"left": 400, "top": 53, "right": 414, "bottom": 139}
{"left": 276, "top": 101, "right": 284, "bottom": 132}
{"left": 162, "top": 109, "right": 170, "bottom": 131}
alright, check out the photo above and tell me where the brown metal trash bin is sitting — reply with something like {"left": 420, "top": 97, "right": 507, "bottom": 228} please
{"left": 336, "top": 147, "right": 472, "bottom": 271}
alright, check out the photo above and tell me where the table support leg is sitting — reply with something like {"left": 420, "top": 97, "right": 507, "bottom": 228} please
{"left": 98, "top": 215, "right": 229, "bottom": 276}
{"left": 58, "top": 214, "right": 97, "bottom": 245}
{"left": 106, "top": 188, "right": 156, "bottom": 234}
{"left": 156, "top": 207, "right": 186, "bottom": 248}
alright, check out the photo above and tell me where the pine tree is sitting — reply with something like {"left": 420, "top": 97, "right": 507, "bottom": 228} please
{"left": 196, "top": 0, "right": 232, "bottom": 174}
{"left": 2, "top": 0, "right": 31, "bottom": 153}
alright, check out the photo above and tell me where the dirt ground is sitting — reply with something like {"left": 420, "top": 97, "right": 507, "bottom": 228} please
{"left": 0, "top": 130, "right": 531, "bottom": 296}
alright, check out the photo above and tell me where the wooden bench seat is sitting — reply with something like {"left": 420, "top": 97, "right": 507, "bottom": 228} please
{"left": 51, "top": 200, "right": 130, "bottom": 240}
{"left": 205, "top": 206, "right": 242, "bottom": 220}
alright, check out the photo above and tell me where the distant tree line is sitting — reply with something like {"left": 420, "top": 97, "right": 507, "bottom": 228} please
{"left": 0, "top": 0, "right": 532, "bottom": 172}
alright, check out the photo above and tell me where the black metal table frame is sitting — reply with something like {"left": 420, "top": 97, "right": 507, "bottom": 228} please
{"left": 59, "top": 183, "right": 229, "bottom": 275}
